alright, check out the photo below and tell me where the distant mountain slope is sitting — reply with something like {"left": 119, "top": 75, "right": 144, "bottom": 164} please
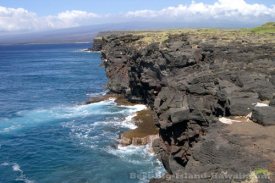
{"left": 0, "top": 22, "right": 273, "bottom": 45}
{"left": 0, "top": 22, "right": 184, "bottom": 45}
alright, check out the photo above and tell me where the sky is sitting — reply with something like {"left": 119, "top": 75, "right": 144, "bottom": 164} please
{"left": 0, "top": 0, "right": 274, "bottom": 32}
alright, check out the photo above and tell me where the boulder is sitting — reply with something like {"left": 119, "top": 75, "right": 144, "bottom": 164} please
{"left": 271, "top": 74, "right": 275, "bottom": 86}
{"left": 270, "top": 96, "right": 275, "bottom": 107}
{"left": 229, "top": 92, "right": 259, "bottom": 116}
{"left": 169, "top": 108, "right": 208, "bottom": 124}
{"left": 192, "top": 45, "right": 203, "bottom": 63}
{"left": 251, "top": 107, "right": 275, "bottom": 126}
{"left": 169, "top": 108, "right": 190, "bottom": 124}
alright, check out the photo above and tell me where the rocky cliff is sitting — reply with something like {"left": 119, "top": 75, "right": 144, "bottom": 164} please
{"left": 94, "top": 29, "right": 275, "bottom": 182}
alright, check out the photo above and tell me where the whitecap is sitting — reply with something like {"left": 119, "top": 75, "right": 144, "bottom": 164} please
{"left": 62, "top": 102, "right": 147, "bottom": 148}
{"left": 0, "top": 124, "right": 21, "bottom": 133}
{"left": 0, "top": 97, "right": 147, "bottom": 134}
{"left": 12, "top": 163, "right": 22, "bottom": 173}
{"left": 89, "top": 114, "right": 138, "bottom": 129}
{"left": 86, "top": 90, "right": 108, "bottom": 97}
{"left": 0, "top": 162, "right": 35, "bottom": 183}
{"left": 104, "top": 144, "right": 157, "bottom": 164}
{"left": 104, "top": 144, "right": 165, "bottom": 182}
{"left": 1, "top": 162, "right": 9, "bottom": 166}
{"left": 75, "top": 48, "right": 99, "bottom": 53}
{"left": 118, "top": 104, "right": 147, "bottom": 112}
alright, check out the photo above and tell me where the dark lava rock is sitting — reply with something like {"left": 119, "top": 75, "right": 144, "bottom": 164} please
{"left": 228, "top": 92, "right": 258, "bottom": 116}
{"left": 95, "top": 31, "right": 275, "bottom": 182}
{"left": 270, "top": 96, "right": 275, "bottom": 106}
{"left": 251, "top": 107, "right": 275, "bottom": 126}
{"left": 91, "top": 37, "right": 104, "bottom": 51}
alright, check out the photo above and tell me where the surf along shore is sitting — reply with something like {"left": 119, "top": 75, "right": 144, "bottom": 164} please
{"left": 86, "top": 94, "right": 159, "bottom": 146}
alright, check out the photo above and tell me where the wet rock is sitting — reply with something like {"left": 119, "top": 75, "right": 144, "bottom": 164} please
{"left": 120, "top": 134, "right": 158, "bottom": 146}
{"left": 119, "top": 134, "right": 132, "bottom": 146}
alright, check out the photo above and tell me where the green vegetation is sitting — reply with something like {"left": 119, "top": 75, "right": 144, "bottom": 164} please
{"left": 131, "top": 23, "right": 275, "bottom": 46}
{"left": 254, "top": 168, "right": 271, "bottom": 176}
{"left": 251, "top": 22, "right": 275, "bottom": 33}
{"left": 96, "top": 22, "right": 275, "bottom": 48}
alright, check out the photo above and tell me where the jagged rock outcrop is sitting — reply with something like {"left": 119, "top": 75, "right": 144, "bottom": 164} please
{"left": 93, "top": 31, "right": 275, "bottom": 182}
{"left": 91, "top": 37, "right": 104, "bottom": 51}
{"left": 120, "top": 134, "right": 159, "bottom": 146}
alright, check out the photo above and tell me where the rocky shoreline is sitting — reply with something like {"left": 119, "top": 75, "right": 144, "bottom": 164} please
{"left": 92, "top": 28, "right": 275, "bottom": 182}
{"left": 119, "top": 109, "right": 159, "bottom": 146}
{"left": 86, "top": 94, "right": 159, "bottom": 146}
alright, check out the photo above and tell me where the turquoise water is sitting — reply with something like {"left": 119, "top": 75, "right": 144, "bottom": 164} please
{"left": 0, "top": 44, "right": 163, "bottom": 183}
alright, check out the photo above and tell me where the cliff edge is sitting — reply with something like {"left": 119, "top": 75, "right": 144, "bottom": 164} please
{"left": 94, "top": 27, "right": 275, "bottom": 182}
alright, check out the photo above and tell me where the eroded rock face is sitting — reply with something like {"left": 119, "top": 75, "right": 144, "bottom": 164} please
{"left": 120, "top": 134, "right": 159, "bottom": 146}
{"left": 91, "top": 38, "right": 104, "bottom": 51}
{"left": 95, "top": 32, "right": 275, "bottom": 181}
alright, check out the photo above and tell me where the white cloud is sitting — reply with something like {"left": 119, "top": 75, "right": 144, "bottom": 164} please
{"left": 0, "top": 6, "right": 102, "bottom": 32}
{"left": 125, "top": 0, "right": 275, "bottom": 22}
{"left": 45, "top": 10, "right": 101, "bottom": 29}
{"left": 0, "top": 6, "right": 39, "bottom": 31}
{"left": 0, "top": 0, "right": 275, "bottom": 32}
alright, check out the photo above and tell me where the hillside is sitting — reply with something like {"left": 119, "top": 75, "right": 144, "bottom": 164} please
{"left": 94, "top": 23, "right": 275, "bottom": 50}
{"left": 251, "top": 22, "right": 275, "bottom": 34}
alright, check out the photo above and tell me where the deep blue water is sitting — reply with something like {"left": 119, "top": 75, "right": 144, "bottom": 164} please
{"left": 0, "top": 44, "right": 163, "bottom": 183}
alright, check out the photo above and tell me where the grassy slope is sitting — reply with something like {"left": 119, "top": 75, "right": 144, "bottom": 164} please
{"left": 250, "top": 22, "right": 275, "bottom": 33}
{"left": 98, "top": 22, "right": 275, "bottom": 49}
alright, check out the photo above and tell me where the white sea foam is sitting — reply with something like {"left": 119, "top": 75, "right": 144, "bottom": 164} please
{"left": 119, "top": 104, "right": 147, "bottom": 112}
{"left": 76, "top": 49, "right": 100, "bottom": 53}
{"left": 104, "top": 144, "right": 165, "bottom": 182}
{"left": 115, "top": 104, "right": 147, "bottom": 129}
{"left": 0, "top": 97, "right": 147, "bottom": 133}
{"left": 1, "top": 125, "right": 21, "bottom": 133}
{"left": 105, "top": 144, "right": 157, "bottom": 164}
{"left": 1, "top": 162, "right": 9, "bottom": 166}
{"left": 16, "top": 175, "right": 35, "bottom": 183}
{"left": 86, "top": 91, "right": 108, "bottom": 97}
{"left": 121, "top": 114, "right": 138, "bottom": 129}
{"left": 0, "top": 162, "right": 35, "bottom": 183}
{"left": 61, "top": 101, "right": 147, "bottom": 148}
{"left": 0, "top": 98, "right": 119, "bottom": 133}
{"left": 63, "top": 118, "right": 136, "bottom": 149}
{"left": 12, "top": 163, "right": 22, "bottom": 172}
{"left": 85, "top": 118, "right": 137, "bottom": 130}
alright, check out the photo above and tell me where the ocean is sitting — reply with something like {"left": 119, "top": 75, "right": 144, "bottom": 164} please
{"left": 0, "top": 43, "right": 164, "bottom": 183}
